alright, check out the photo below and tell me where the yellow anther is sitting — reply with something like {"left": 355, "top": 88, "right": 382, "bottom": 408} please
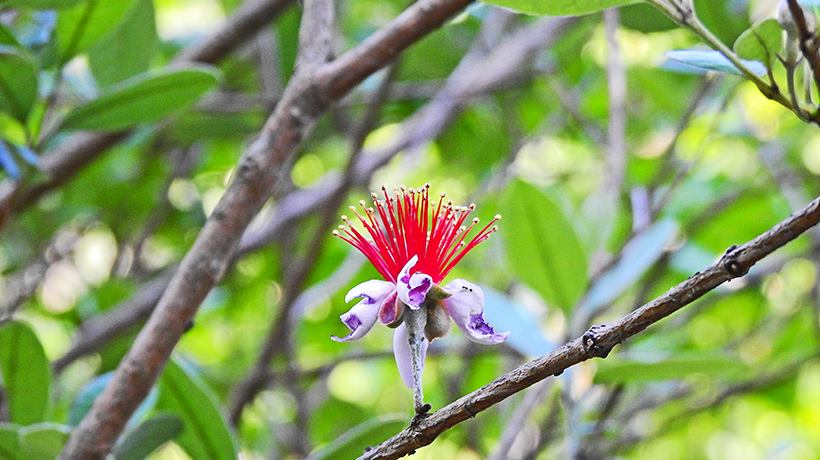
{"left": 371, "top": 193, "right": 378, "bottom": 200}
{"left": 332, "top": 230, "right": 339, "bottom": 236}
{"left": 349, "top": 206, "right": 356, "bottom": 211}
{"left": 341, "top": 215, "right": 349, "bottom": 221}
{"left": 469, "top": 203, "right": 476, "bottom": 210}
{"left": 472, "top": 217, "right": 479, "bottom": 223}
{"left": 494, "top": 214, "right": 502, "bottom": 220}
{"left": 359, "top": 200, "right": 366, "bottom": 207}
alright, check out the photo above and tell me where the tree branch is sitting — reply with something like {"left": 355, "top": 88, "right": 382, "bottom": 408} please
{"left": 356, "top": 194, "right": 820, "bottom": 460}
{"left": 0, "top": 0, "right": 295, "bottom": 229}
{"left": 57, "top": 0, "right": 475, "bottom": 458}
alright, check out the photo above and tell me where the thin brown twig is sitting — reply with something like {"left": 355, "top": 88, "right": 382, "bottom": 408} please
{"left": 355, "top": 194, "right": 820, "bottom": 460}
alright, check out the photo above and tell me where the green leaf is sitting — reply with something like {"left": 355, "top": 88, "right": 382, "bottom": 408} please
{"left": 664, "top": 49, "right": 767, "bottom": 76}
{"left": 478, "top": 0, "right": 642, "bottom": 16}
{"left": 0, "top": 425, "right": 23, "bottom": 460}
{"left": 112, "top": 414, "right": 184, "bottom": 460}
{"left": 1, "top": 0, "right": 80, "bottom": 8}
{"left": 67, "top": 372, "right": 158, "bottom": 427}
{"left": 156, "top": 358, "right": 237, "bottom": 460}
{"left": 61, "top": 65, "right": 220, "bottom": 131}
{"left": 733, "top": 19, "right": 782, "bottom": 69}
{"left": 0, "top": 46, "right": 38, "bottom": 124}
{"left": 18, "top": 424, "right": 70, "bottom": 460}
{"left": 56, "top": 0, "right": 137, "bottom": 63}
{"left": 483, "top": 287, "right": 555, "bottom": 356}
{"left": 88, "top": 0, "right": 157, "bottom": 87}
{"left": 0, "top": 321, "right": 51, "bottom": 426}
{"left": 0, "top": 24, "right": 21, "bottom": 47}
{"left": 594, "top": 351, "right": 750, "bottom": 383}
{"left": 584, "top": 219, "right": 679, "bottom": 312}
{"left": 620, "top": 3, "right": 678, "bottom": 33}
{"left": 500, "top": 179, "right": 588, "bottom": 313}
{"left": 693, "top": 0, "right": 751, "bottom": 47}
{"left": 305, "top": 414, "right": 407, "bottom": 460}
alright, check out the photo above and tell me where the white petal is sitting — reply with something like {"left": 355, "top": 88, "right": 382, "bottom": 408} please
{"left": 443, "top": 279, "right": 509, "bottom": 345}
{"left": 396, "top": 255, "right": 432, "bottom": 309}
{"left": 393, "top": 323, "right": 428, "bottom": 388}
{"left": 345, "top": 279, "right": 396, "bottom": 303}
{"left": 332, "top": 279, "right": 396, "bottom": 342}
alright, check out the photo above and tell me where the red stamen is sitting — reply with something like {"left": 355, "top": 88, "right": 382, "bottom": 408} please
{"left": 334, "top": 185, "right": 500, "bottom": 284}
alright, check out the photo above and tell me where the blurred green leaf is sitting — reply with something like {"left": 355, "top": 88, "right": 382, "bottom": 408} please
{"left": 56, "top": 0, "right": 136, "bottom": 63}
{"left": 88, "top": 0, "right": 157, "bottom": 87}
{"left": 112, "top": 414, "right": 184, "bottom": 460}
{"left": 733, "top": 19, "right": 781, "bottom": 69}
{"left": 0, "top": 321, "right": 51, "bottom": 426}
{"left": 0, "top": 46, "right": 38, "bottom": 124}
{"left": 594, "top": 351, "right": 750, "bottom": 383}
{"left": 693, "top": 0, "right": 751, "bottom": 46}
{"left": 18, "top": 424, "right": 70, "bottom": 460}
{"left": 500, "top": 179, "right": 588, "bottom": 313}
{"left": 0, "top": 24, "right": 21, "bottom": 47}
{"left": 306, "top": 414, "right": 407, "bottom": 460}
{"left": 157, "top": 358, "right": 237, "bottom": 460}
{"left": 0, "top": 425, "right": 23, "bottom": 460}
{"left": 482, "top": 287, "right": 554, "bottom": 356}
{"left": 477, "top": 0, "right": 641, "bottom": 16}
{"left": 1, "top": 0, "right": 80, "bottom": 8}
{"left": 61, "top": 65, "right": 220, "bottom": 131}
{"left": 620, "top": 3, "right": 678, "bottom": 33}
{"left": 68, "top": 372, "right": 158, "bottom": 427}
{"left": 664, "top": 49, "right": 766, "bottom": 76}
{"left": 584, "top": 219, "right": 679, "bottom": 312}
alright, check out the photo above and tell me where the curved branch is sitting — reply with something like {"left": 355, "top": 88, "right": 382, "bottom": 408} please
{"left": 356, "top": 195, "right": 820, "bottom": 460}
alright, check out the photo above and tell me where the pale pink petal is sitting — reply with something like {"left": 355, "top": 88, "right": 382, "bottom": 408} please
{"left": 443, "top": 279, "right": 509, "bottom": 345}
{"left": 396, "top": 255, "right": 432, "bottom": 310}
{"left": 332, "top": 279, "right": 396, "bottom": 342}
{"left": 392, "top": 323, "right": 428, "bottom": 388}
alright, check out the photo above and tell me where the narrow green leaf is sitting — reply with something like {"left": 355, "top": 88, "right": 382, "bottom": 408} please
{"left": 584, "top": 219, "right": 679, "bottom": 312}
{"left": 478, "top": 0, "right": 641, "bottom": 16}
{"left": 56, "top": 0, "right": 137, "bottom": 63}
{"left": 664, "top": 49, "right": 767, "bottom": 76}
{"left": 68, "top": 372, "right": 158, "bottom": 427}
{"left": 733, "top": 19, "right": 782, "bottom": 69}
{"left": 305, "top": 414, "right": 407, "bottom": 460}
{"left": 18, "top": 424, "right": 70, "bottom": 460}
{"left": 594, "top": 352, "right": 750, "bottom": 383}
{"left": 500, "top": 179, "right": 588, "bottom": 313}
{"left": 112, "top": 414, "right": 184, "bottom": 460}
{"left": 0, "top": 46, "right": 38, "bottom": 124}
{"left": 157, "top": 358, "right": 237, "bottom": 460}
{"left": 0, "top": 321, "right": 51, "bottom": 426}
{"left": 0, "top": 425, "right": 23, "bottom": 460}
{"left": 88, "top": 0, "right": 157, "bottom": 87}
{"left": 61, "top": 65, "right": 220, "bottom": 131}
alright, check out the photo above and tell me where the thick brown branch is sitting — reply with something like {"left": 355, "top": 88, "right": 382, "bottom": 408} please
{"left": 57, "top": 0, "right": 477, "bottom": 458}
{"left": 356, "top": 195, "right": 820, "bottom": 460}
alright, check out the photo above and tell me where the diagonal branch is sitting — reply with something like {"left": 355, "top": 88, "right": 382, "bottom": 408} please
{"left": 356, "top": 195, "right": 820, "bottom": 460}
{"left": 56, "top": 0, "right": 474, "bottom": 458}
{"left": 0, "top": 0, "right": 295, "bottom": 229}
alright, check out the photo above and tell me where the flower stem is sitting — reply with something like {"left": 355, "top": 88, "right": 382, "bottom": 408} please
{"left": 404, "top": 306, "right": 428, "bottom": 414}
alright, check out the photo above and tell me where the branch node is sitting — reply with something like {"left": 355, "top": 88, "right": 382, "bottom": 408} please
{"left": 582, "top": 324, "right": 612, "bottom": 358}
{"left": 721, "top": 244, "right": 748, "bottom": 278}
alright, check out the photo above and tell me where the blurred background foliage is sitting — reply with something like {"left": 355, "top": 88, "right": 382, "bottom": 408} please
{"left": 2, "top": 0, "right": 820, "bottom": 458}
